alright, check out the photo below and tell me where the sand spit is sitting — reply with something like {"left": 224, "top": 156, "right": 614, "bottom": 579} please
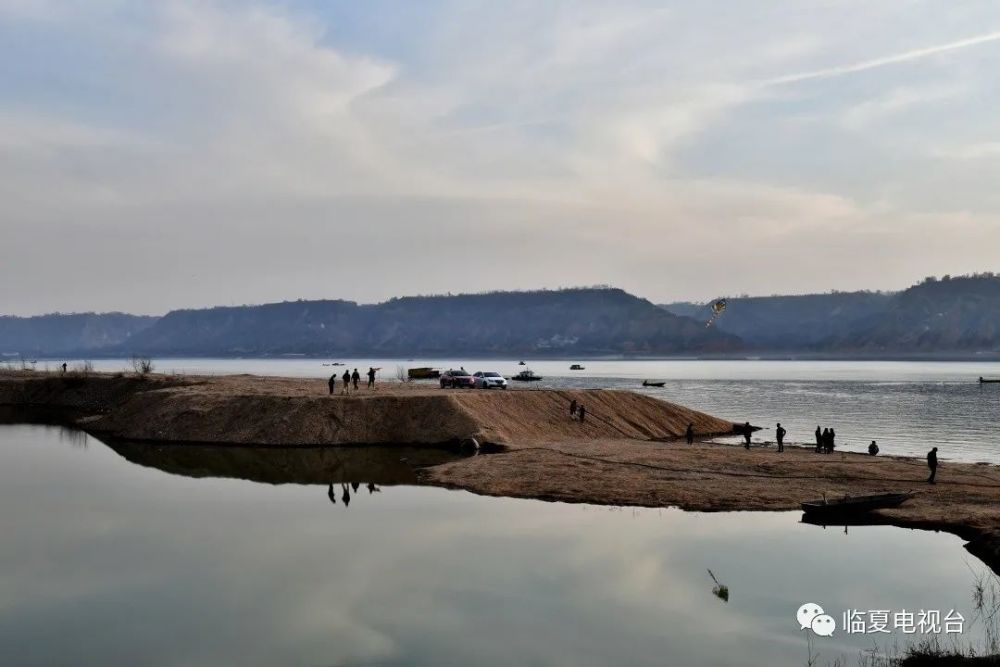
{"left": 0, "top": 372, "right": 735, "bottom": 446}
{"left": 3, "top": 371, "right": 1000, "bottom": 571}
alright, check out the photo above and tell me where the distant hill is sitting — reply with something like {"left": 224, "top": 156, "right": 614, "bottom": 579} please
{"left": 0, "top": 313, "right": 157, "bottom": 357}
{"left": 662, "top": 273, "right": 1000, "bottom": 355}
{"left": 662, "top": 292, "right": 893, "bottom": 349}
{"left": 117, "top": 288, "right": 740, "bottom": 357}
{"left": 833, "top": 275, "right": 1000, "bottom": 353}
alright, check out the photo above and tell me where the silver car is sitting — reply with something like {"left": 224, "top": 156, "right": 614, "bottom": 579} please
{"left": 473, "top": 371, "right": 508, "bottom": 389}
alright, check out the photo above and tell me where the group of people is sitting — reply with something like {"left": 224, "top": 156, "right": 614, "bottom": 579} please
{"left": 327, "top": 481, "right": 381, "bottom": 507}
{"left": 814, "top": 426, "right": 837, "bottom": 453}
{"left": 328, "top": 367, "right": 377, "bottom": 395}
{"left": 568, "top": 399, "right": 586, "bottom": 423}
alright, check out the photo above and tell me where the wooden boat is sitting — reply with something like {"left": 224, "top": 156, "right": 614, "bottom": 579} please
{"left": 570, "top": 364, "right": 585, "bottom": 370}
{"left": 512, "top": 369, "right": 542, "bottom": 382}
{"left": 801, "top": 492, "right": 914, "bottom": 519}
{"left": 518, "top": 360, "right": 526, "bottom": 366}
{"left": 642, "top": 380, "right": 665, "bottom": 387}
{"left": 407, "top": 367, "right": 441, "bottom": 379}
{"left": 980, "top": 377, "right": 1000, "bottom": 384}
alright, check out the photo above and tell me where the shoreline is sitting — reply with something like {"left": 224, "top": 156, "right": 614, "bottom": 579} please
{"left": 2, "top": 370, "right": 1000, "bottom": 572}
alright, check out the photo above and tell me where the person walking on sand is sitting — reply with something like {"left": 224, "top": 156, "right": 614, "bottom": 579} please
{"left": 776, "top": 423, "right": 786, "bottom": 453}
{"left": 352, "top": 368, "right": 360, "bottom": 390}
{"left": 686, "top": 422, "right": 694, "bottom": 445}
{"left": 815, "top": 426, "right": 822, "bottom": 453}
{"left": 367, "top": 367, "right": 376, "bottom": 389}
{"left": 578, "top": 405, "right": 586, "bottom": 423}
{"left": 927, "top": 447, "right": 938, "bottom": 484}
{"left": 342, "top": 369, "right": 351, "bottom": 394}
{"left": 61, "top": 362, "right": 67, "bottom": 373}
{"left": 743, "top": 421, "right": 752, "bottom": 449}
{"left": 569, "top": 399, "right": 577, "bottom": 419}
{"left": 328, "top": 373, "right": 337, "bottom": 395}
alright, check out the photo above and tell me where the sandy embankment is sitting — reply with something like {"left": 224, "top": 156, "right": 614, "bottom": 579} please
{"left": 3, "top": 371, "right": 1000, "bottom": 569}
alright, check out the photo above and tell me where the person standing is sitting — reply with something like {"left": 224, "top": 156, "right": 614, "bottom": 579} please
{"left": 342, "top": 369, "right": 351, "bottom": 394}
{"left": 815, "top": 426, "right": 822, "bottom": 453}
{"left": 743, "top": 421, "right": 752, "bottom": 449}
{"left": 776, "top": 423, "right": 786, "bottom": 453}
{"left": 61, "top": 362, "right": 68, "bottom": 373}
{"left": 352, "top": 368, "right": 360, "bottom": 390}
{"left": 569, "top": 399, "right": 578, "bottom": 419}
{"left": 328, "top": 373, "right": 337, "bottom": 395}
{"left": 686, "top": 423, "right": 694, "bottom": 445}
{"left": 578, "top": 405, "right": 586, "bottom": 423}
{"left": 821, "top": 428, "right": 830, "bottom": 453}
{"left": 927, "top": 447, "right": 938, "bottom": 484}
{"left": 828, "top": 428, "right": 836, "bottom": 454}
{"left": 367, "top": 367, "right": 376, "bottom": 389}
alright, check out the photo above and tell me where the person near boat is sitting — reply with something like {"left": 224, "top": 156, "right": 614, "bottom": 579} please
{"left": 743, "top": 422, "right": 752, "bottom": 449}
{"left": 776, "top": 423, "right": 786, "bottom": 452}
{"left": 927, "top": 447, "right": 938, "bottom": 484}
{"left": 367, "top": 367, "right": 376, "bottom": 388}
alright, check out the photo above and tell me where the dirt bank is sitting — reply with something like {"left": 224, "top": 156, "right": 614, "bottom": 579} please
{"left": 0, "top": 372, "right": 736, "bottom": 446}
{"left": 4, "top": 371, "right": 1000, "bottom": 571}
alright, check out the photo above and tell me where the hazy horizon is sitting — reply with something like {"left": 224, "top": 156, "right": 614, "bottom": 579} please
{"left": 4, "top": 2, "right": 1000, "bottom": 315}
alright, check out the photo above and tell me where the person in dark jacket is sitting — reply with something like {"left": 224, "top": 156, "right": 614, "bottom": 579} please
{"left": 328, "top": 373, "right": 337, "bottom": 395}
{"left": 569, "top": 399, "right": 578, "bottom": 418}
{"left": 821, "top": 428, "right": 830, "bottom": 453}
{"left": 342, "top": 370, "right": 351, "bottom": 394}
{"left": 743, "top": 422, "right": 752, "bottom": 449}
{"left": 686, "top": 423, "right": 694, "bottom": 445}
{"left": 367, "top": 367, "right": 376, "bottom": 388}
{"left": 352, "top": 368, "right": 360, "bottom": 390}
{"left": 827, "top": 428, "right": 836, "bottom": 454}
{"left": 868, "top": 440, "right": 879, "bottom": 456}
{"left": 776, "top": 423, "right": 786, "bottom": 452}
{"left": 927, "top": 447, "right": 938, "bottom": 484}
{"left": 578, "top": 405, "right": 586, "bottom": 423}
{"left": 815, "top": 426, "right": 822, "bottom": 453}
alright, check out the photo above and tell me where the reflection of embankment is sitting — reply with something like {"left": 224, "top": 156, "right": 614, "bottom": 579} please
{"left": 102, "top": 440, "right": 466, "bottom": 486}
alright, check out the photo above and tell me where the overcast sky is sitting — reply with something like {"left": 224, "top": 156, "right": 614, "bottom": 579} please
{"left": 3, "top": 1, "right": 1000, "bottom": 315}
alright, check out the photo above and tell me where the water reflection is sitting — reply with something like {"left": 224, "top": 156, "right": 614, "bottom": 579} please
{"left": 0, "top": 423, "right": 994, "bottom": 666}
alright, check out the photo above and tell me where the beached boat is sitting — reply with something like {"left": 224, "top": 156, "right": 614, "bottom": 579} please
{"left": 980, "top": 377, "right": 1000, "bottom": 384}
{"left": 801, "top": 492, "right": 914, "bottom": 519}
{"left": 408, "top": 367, "right": 441, "bottom": 379}
{"left": 642, "top": 380, "right": 665, "bottom": 387}
{"left": 512, "top": 369, "right": 542, "bottom": 382}
{"left": 570, "top": 364, "right": 585, "bottom": 370}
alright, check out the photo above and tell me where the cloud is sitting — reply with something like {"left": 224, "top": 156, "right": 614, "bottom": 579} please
{"left": 765, "top": 29, "right": 1000, "bottom": 86}
{"left": 1, "top": 1, "right": 1000, "bottom": 314}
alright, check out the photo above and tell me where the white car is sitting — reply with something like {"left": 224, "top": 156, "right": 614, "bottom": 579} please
{"left": 473, "top": 371, "right": 508, "bottom": 389}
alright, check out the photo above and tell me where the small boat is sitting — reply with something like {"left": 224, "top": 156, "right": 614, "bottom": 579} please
{"left": 642, "top": 380, "right": 665, "bottom": 387}
{"left": 408, "top": 367, "right": 441, "bottom": 379}
{"left": 570, "top": 364, "right": 585, "bottom": 370}
{"left": 518, "top": 360, "right": 526, "bottom": 366}
{"left": 980, "top": 377, "right": 1000, "bottom": 384}
{"left": 801, "top": 492, "right": 914, "bottom": 519}
{"left": 512, "top": 369, "right": 542, "bottom": 382}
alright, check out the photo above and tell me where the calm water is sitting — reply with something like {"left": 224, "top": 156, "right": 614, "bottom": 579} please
{"left": 0, "top": 424, "right": 993, "bottom": 666}
{"left": 68, "top": 358, "right": 1000, "bottom": 463}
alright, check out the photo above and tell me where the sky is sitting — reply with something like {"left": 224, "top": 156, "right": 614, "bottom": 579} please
{"left": 2, "top": 0, "right": 1000, "bottom": 315}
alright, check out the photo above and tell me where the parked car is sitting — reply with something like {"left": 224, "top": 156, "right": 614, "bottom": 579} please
{"left": 440, "top": 369, "right": 475, "bottom": 388}
{"left": 473, "top": 371, "right": 508, "bottom": 389}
